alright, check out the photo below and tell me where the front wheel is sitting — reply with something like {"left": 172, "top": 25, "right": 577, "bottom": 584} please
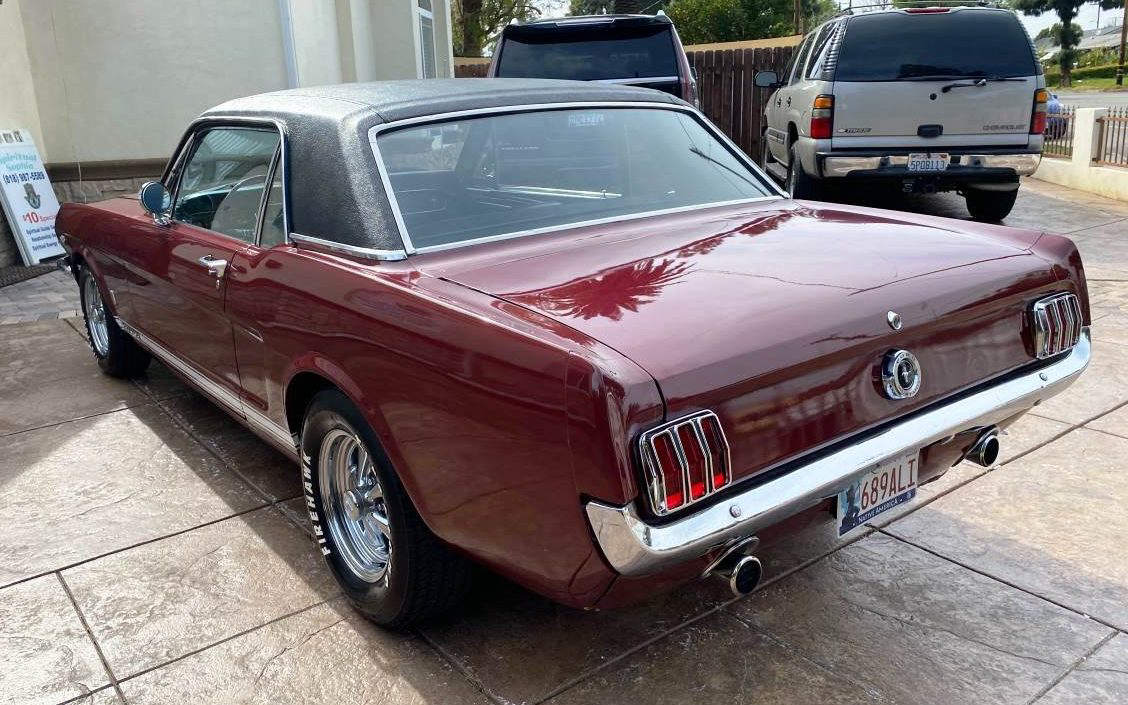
{"left": 79, "top": 267, "right": 150, "bottom": 377}
{"left": 301, "top": 389, "right": 472, "bottom": 626}
{"left": 964, "top": 187, "right": 1018, "bottom": 222}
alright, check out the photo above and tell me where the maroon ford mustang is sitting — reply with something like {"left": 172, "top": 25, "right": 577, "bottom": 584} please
{"left": 58, "top": 79, "right": 1090, "bottom": 626}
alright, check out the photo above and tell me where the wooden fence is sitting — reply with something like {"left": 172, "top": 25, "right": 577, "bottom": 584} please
{"left": 687, "top": 46, "right": 794, "bottom": 161}
{"left": 453, "top": 44, "right": 797, "bottom": 160}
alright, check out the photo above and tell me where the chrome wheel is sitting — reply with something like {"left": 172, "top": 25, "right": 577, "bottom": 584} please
{"left": 319, "top": 427, "right": 391, "bottom": 583}
{"left": 83, "top": 275, "right": 110, "bottom": 357}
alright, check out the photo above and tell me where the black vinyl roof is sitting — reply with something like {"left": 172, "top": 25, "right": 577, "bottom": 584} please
{"left": 198, "top": 79, "right": 683, "bottom": 250}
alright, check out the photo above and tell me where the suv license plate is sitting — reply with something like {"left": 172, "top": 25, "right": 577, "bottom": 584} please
{"left": 907, "top": 153, "right": 949, "bottom": 171}
{"left": 836, "top": 450, "right": 918, "bottom": 536}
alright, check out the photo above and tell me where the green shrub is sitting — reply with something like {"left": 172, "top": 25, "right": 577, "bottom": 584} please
{"left": 1044, "top": 63, "right": 1123, "bottom": 84}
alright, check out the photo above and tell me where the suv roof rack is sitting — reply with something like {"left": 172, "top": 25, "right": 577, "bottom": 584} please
{"left": 836, "top": 0, "right": 1001, "bottom": 17}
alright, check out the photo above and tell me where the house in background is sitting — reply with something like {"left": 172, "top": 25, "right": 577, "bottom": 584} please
{"left": 0, "top": 0, "right": 454, "bottom": 267}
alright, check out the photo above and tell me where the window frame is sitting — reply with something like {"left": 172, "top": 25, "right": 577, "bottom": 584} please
{"left": 368, "top": 102, "right": 786, "bottom": 256}
{"left": 415, "top": 0, "right": 437, "bottom": 79}
{"left": 161, "top": 118, "right": 290, "bottom": 248}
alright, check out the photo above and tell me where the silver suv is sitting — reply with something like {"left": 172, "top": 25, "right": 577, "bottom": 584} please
{"left": 755, "top": 5, "right": 1047, "bottom": 222}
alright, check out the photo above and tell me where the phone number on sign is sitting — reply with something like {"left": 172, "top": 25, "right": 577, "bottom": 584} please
{"left": 3, "top": 171, "right": 46, "bottom": 185}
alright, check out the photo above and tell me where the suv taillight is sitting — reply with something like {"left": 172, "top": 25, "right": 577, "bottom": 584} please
{"left": 811, "top": 95, "right": 834, "bottom": 139}
{"left": 1031, "top": 89, "right": 1049, "bottom": 134}
{"left": 639, "top": 411, "right": 731, "bottom": 516}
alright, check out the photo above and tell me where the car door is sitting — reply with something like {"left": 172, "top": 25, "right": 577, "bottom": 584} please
{"left": 766, "top": 32, "right": 815, "bottom": 165}
{"left": 130, "top": 125, "right": 280, "bottom": 400}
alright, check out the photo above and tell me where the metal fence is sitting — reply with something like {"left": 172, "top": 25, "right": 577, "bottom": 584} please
{"left": 1043, "top": 104, "right": 1076, "bottom": 159}
{"left": 453, "top": 45, "right": 797, "bottom": 160}
{"left": 1096, "top": 107, "right": 1128, "bottom": 168}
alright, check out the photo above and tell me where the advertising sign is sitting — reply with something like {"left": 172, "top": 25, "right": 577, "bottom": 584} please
{"left": 0, "top": 128, "right": 64, "bottom": 265}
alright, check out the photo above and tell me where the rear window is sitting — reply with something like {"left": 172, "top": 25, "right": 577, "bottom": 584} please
{"left": 495, "top": 25, "right": 678, "bottom": 80}
{"left": 835, "top": 11, "right": 1037, "bottom": 82}
{"left": 374, "top": 108, "right": 774, "bottom": 251}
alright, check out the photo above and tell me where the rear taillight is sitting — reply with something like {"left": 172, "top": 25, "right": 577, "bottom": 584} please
{"left": 639, "top": 411, "right": 731, "bottom": 516}
{"left": 1030, "top": 292, "right": 1082, "bottom": 359}
{"left": 1031, "top": 88, "right": 1049, "bottom": 135}
{"left": 810, "top": 94, "right": 834, "bottom": 139}
{"left": 904, "top": 7, "right": 951, "bottom": 12}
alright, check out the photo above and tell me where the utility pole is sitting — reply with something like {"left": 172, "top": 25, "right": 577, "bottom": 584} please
{"left": 794, "top": 0, "right": 802, "bottom": 34}
{"left": 1118, "top": 13, "right": 1127, "bottom": 86}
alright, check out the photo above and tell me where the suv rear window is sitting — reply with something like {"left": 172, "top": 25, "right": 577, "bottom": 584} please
{"left": 495, "top": 25, "right": 678, "bottom": 81}
{"left": 834, "top": 11, "right": 1037, "bottom": 82}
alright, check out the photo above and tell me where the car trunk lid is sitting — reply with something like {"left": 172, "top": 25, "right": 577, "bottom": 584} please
{"left": 418, "top": 200, "right": 1058, "bottom": 487}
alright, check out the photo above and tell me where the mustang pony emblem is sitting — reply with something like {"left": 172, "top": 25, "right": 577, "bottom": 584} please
{"left": 23, "top": 183, "right": 41, "bottom": 210}
{"left": 881, "top": 349, "right": 922, "bottom": 400}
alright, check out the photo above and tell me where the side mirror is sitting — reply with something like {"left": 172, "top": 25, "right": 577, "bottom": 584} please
{"left": 754, "top": 70, "right": 781, "bottom": 89}
{"left": 138, "top": 181, "right": 172, "bottom": 225}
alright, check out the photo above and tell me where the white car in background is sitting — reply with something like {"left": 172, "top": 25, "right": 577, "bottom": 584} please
{"left": 755, "top": 5, "right": 1048, "bottom": 222}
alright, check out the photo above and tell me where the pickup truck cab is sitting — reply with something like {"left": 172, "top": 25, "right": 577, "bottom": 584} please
{"left": 755, "top": 6, "right": 1047, "bottom": 222}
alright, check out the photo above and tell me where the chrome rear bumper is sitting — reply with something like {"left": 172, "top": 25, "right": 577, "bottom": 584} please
{"left": 821, "top": 153, "right": 1041, "bottom": 178}
{"left": 585, "top": 329, "right": 1090, "bottom": 577}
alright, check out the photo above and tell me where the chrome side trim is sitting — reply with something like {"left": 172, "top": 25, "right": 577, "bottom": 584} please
{"left": 116, "top": 318, "right": 297, "bottom": 452}
{"left": 290, "top": 232, "right": 408, "bottom": 262}
{"left": 821, "top": 153, "right": 1041, "bottom": 177}
{"left": 586, "top": 329, "right": 1092, "bottom": 577}
{"left": 367, "top": 101, "right": 788, "bottom": 256}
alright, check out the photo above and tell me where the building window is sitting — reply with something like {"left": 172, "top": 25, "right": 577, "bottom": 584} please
{"left": 417, "top": 0, "right": 437, "bottom": 79}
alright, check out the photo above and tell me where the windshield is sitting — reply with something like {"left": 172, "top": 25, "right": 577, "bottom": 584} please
{"left": 374, "top": 108, "right": 774, "bottom": 250}
{"left": 834, "top": 11, "right": 1037, "bottom": 82}
{"left": 495, "top": 25, "right": 678, "bottom": 80}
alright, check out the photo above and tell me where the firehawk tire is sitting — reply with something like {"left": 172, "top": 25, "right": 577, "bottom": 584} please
{"left": 300, "top": 389, "right": 472, "bottom": 626}
{"left": 965, "top": 187, "right": 1018, "bottom": 223}
{"left": 78, "top": 266, "right": 150, "bottom": 378}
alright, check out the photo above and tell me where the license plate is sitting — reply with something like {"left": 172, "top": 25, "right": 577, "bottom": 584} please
{"left": 837, "top": 451, "right": 918, "bottom": 536}
{"left": 906, "top": 153, "right": 948, "bottom": 171}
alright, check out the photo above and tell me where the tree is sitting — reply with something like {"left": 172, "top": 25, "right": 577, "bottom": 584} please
{"left": 1035, "top": 21, "right": 1083, "bottom": 44}
{"left": 1011, "top": 0, "right": 1122, "bottom": 86}
{"left": 453, "top": 0, "right": 543, "bottom": 57}
{"left": 665, "top": 0, "right": 835, "bottom": 44}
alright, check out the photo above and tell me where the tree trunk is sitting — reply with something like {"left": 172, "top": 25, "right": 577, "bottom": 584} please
{"left": 1058, "top": 8, "right": 1074, "bottom": 88}
{"left": 461, "top": 0, "right": 484, "bottom": 57}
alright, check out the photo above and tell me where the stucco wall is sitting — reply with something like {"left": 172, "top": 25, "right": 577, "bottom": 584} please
{"left": 0, "top": 3, "right": 44, "bottom": 151}
{"left": 15, "top": 0, "right": 290, "bottom": 165}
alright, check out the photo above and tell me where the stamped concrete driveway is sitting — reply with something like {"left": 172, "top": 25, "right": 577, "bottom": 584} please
{"left": 2, "top": 177, "right": 1127, "bottom": 705}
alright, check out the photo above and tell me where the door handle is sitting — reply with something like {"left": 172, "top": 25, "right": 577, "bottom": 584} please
{"left": 197, "top": 254, "right": 228, "bottom": 286}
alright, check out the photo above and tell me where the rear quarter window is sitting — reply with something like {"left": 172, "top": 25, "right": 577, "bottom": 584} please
{"left": 834, "top": 10, "right": 1037, "bottom": 82}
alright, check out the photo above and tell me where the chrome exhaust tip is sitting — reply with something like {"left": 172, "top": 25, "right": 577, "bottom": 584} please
{"left": 712, "top": 554, "right": 763, "bottom": 597}
{"left": 967, "top": 428, "right": 1001, "bottom": 467}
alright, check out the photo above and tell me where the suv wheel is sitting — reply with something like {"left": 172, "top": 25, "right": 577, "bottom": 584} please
{"left": 786, "top": 144, "right": 822, "bottom": 200}
{"left": 964, "top": 188, "right": 1018, "bottom": 222}
{"left": 301, "top": 389, "right": 473, "bottom": 626}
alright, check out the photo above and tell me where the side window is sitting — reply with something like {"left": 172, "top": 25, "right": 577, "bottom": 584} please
{"left": 258, "top": 162, "right": 287, "bottom": 247}
{"left": 788, "top": 35, "right": 815, "bottom": 85}
{"left": 172, "top": 128, "right": 280, "bottom": 243}
{"left": 805, "top": 23, "right": 837, "bottom": 79}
